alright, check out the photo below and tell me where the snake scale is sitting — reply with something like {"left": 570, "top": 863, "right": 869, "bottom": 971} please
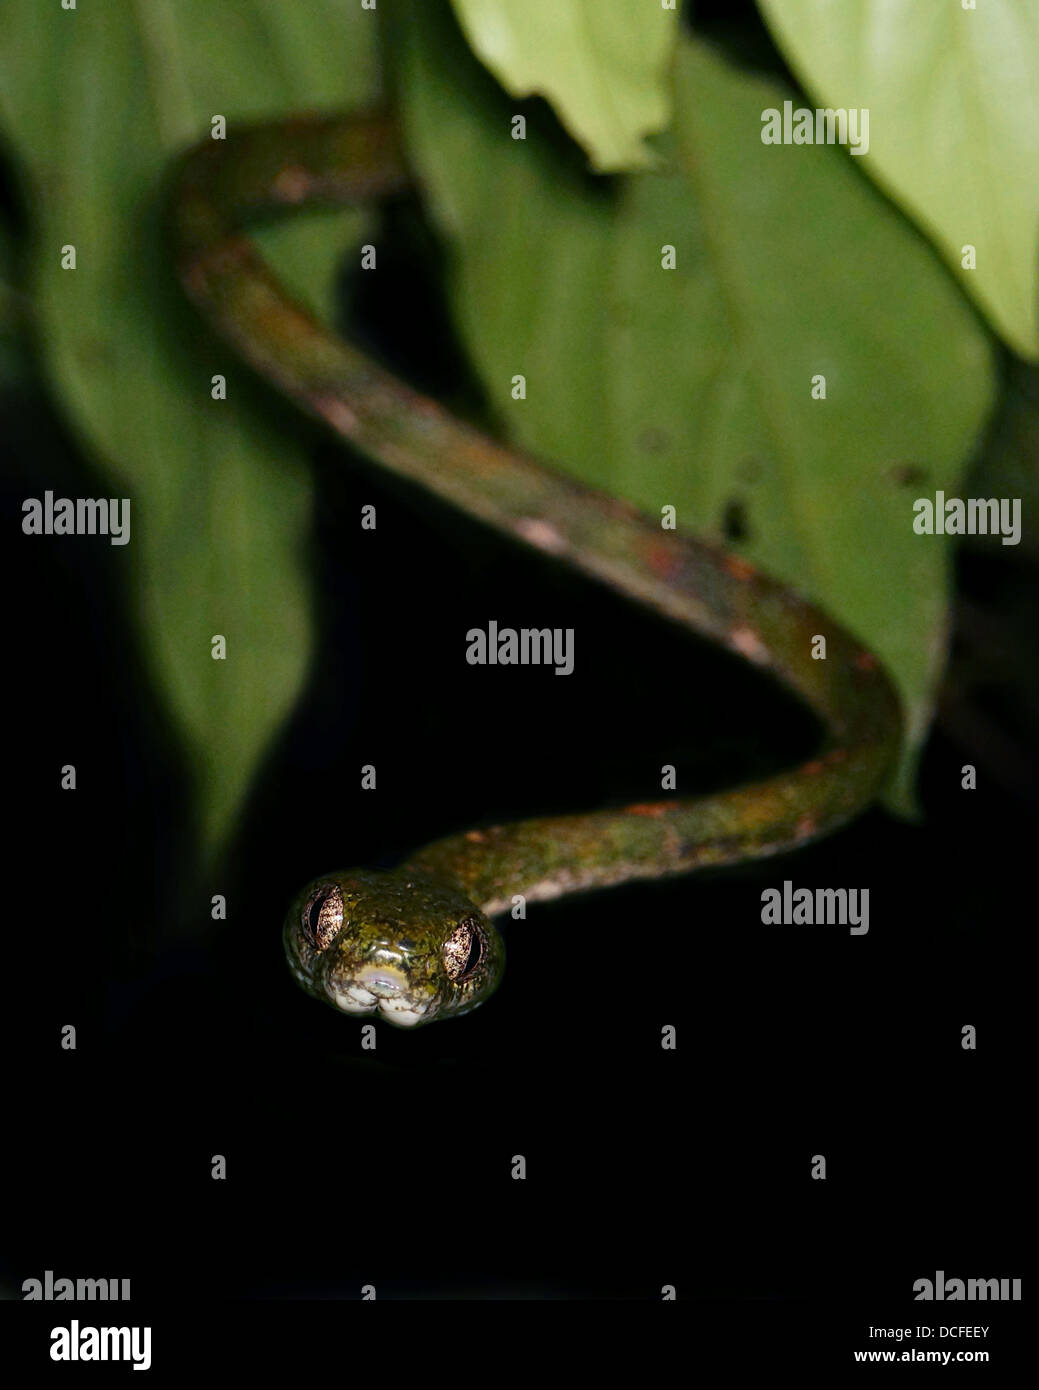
{"left": 170, "top": 114, "right": 901, "bottom": 1027}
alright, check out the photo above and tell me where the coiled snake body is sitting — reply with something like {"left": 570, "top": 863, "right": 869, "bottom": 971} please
{"left": 171, "top": 115, "right": 901, "bottom": 1027}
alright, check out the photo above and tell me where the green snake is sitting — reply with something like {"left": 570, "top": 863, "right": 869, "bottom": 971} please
{"left": 170, "top": 114, "right": 901, "bottom": 1028}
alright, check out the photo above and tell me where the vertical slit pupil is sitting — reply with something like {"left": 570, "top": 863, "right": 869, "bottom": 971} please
{"left": 308, "top": 890, "right": 331, "bottom": 936}
{"left": 463, "top": 929, "right": 481, "bottom": 976}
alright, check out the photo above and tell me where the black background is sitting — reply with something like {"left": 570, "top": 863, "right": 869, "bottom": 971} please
{"left": 1, "top": 0, "right": 1031, "bottom": 1330}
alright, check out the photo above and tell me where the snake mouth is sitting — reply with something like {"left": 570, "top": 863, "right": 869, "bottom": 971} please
{"left": 327, "top": 966, "right": 436, "bottom": 1027}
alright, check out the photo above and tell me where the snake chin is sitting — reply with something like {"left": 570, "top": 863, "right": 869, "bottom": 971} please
{"left": 328, "top": 967, "right": 438, "bottom": 1027}
{"left": 376, "top": 1000, "right": 431, "bottom": 1027}
{"left": 329, "top": 985, "right": 433, "bottom": 1028}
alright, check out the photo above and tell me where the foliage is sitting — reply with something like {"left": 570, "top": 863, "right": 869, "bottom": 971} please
{"left": 1, "top": 0, "right": 1032, "bottom": 850}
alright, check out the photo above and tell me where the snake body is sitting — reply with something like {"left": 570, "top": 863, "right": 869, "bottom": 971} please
{"left": 171, "top": 115, "right": 901, "bottom": 1027}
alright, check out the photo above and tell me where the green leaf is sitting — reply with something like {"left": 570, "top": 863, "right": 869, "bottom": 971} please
{"left": 449, "top": 0, "right": 678, "bottom": 171}
{"left": 0, "top": 0, "right": 379, "bottom": 855}
{"left": 395, "top": 4, "right": 996, "bottom": 810}
{"left": 758, "top": 0, "right": 1039, "bottom": 360}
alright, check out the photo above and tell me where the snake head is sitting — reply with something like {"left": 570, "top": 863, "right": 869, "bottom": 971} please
{"left": 283, "top": 867, "right": 504, "bottom": 1027}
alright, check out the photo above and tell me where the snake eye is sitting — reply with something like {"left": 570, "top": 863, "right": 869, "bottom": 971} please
{"left": 443, "top": 918, "right": 484, "bottom": 982}
{"left": 302, "top": 883, "right": 343, "bottom": 950}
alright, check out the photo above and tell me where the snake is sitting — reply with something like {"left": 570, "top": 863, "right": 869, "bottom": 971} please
{"left": 170, "top": 113, "right": 902, "bottom": 1028}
